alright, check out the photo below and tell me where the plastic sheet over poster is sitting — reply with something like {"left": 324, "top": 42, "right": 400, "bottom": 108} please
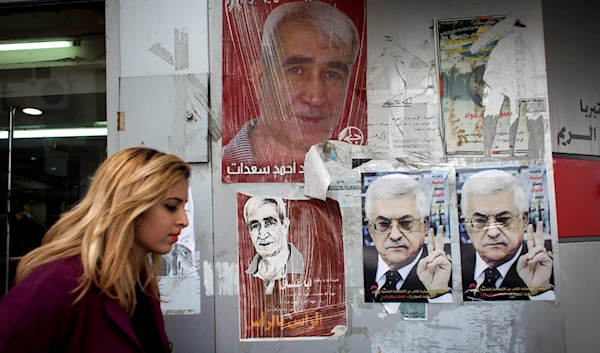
{"left": 222, "top": 0, "right": 367, "bottom": 183}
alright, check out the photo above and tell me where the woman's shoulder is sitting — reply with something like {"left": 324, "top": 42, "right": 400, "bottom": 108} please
{"left": 27, "top": 256, "right": 83, "bottom": 282}
{"left": 7, "top": 256, "right": 84, "bottom": 304}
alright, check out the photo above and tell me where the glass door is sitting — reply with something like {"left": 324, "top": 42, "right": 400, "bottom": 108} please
{"left": 0, "top": 1, "right": 106, "bottom": 296}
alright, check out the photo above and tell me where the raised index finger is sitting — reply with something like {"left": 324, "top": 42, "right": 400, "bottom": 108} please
{"left": 526, "top": 223, "right": 535, "bottom": 251}
{"left": 534, "top": 220, "right": 545, "bottom": 248}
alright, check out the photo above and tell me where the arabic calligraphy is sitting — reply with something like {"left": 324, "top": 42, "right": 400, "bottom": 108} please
{"left": 225, "top": 161, "right": 305, "bottom": 176}
{"left": 557, "top": 99, "right": 599, "bottom": 147}
{"left": 580, "top": 99, "right": 600, "bottom": 118}
{"left": 383, "top": 98, "right": 413, "bottom": 107}
{"left": 245, "top": 312, "right": 324, "bottom": 331}
{"left": 226, "top": 0, "right": 281, "bottom": 12}
{"left": 557, "top": 126, "right": 597, "bottom": 146}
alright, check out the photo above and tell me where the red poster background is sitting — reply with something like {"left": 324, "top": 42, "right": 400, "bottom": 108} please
{"left": 222, "top": 0, "right": 367, "bottom": 183}
{"left": 553, "top": 157, "right": 600, "bottom": 237}
{"left": 237, "top": 194, "right": 346, "bottom": 340}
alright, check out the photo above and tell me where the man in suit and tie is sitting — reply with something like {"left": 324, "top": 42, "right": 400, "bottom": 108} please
{"left": 460, "top": 169, "right": 555, "bottom": 301}
{"left": 363, "top": 174, "right": 452, "bottom": 303}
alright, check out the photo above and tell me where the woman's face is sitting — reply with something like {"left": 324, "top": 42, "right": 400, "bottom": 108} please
{"left": 132, "top": 179, "right": 189, "bottom": 261}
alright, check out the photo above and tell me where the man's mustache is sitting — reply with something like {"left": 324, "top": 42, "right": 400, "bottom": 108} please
{"left": 384, "top": 239, "right": 409, "bottom": 249}
{"left": 480, "top": 235, "right": 509, "bottom": 246}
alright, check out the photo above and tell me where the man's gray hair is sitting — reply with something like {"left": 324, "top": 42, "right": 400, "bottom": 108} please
{"left": 460, "top": 169, "right": 528, "bottom": 216}
{"left": 364, "top": 174, "right": 429, "bottom": 220}
{"left": 261, "top": 1, "right": 360, "bottom": 68}
{"left": 243, "top": 196, "right": 287, "bottom": 224}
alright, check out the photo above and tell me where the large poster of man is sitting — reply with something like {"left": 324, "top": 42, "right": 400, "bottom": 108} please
{"left": 223, "top": 0, "right": 367, "bottom": 183}
{"left": 361, "top": 171, "right": 453, "bottom": 303}
{"left": 457, "top": 166, "right": 555, "bottom": 301}
{"left": 237, "top": 193, "right": 346, "bottom": 340}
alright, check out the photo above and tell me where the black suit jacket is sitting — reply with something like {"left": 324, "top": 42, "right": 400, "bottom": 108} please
{"left": 461, "top": 243, "right": 533, "bottom": 301}
{"left": 363, "top": 246, "right": 430, "bottom": 302}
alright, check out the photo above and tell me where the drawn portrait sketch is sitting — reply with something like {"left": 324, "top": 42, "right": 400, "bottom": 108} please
{"left": 237, "top": 193, "right": 347, "bottom": 340}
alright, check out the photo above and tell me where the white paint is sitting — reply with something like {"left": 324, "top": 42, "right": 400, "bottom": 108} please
{"left": 203, "top": 260, "right": 214, "bottom": 296}
{"left": 371, "top": 305, "right": 525, "bottom": 353}
{"left": 159, "top": 276, "right": 202, "bottom": 315}
{"left": 119, "top": 0, "right": 209, "bottom": 77}
{"left": 215, "top": 262, "right": 239, "bottom": 296}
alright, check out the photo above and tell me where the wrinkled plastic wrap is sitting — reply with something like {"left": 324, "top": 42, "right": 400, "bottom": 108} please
{"left": 222, "top": 0, "right": 367, "bottom": 183}
{"left": 237, "top": 193, "right": 347, "bottom": 340}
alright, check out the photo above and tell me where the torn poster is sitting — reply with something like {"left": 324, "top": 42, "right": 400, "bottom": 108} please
{"left": 222, "top": 0, "right": 367, "bottom": 183}
{"left": 237, "top": 194, "right": 347, "bottom": 340}
{"left": 160, "top": 187, "right": 195, "bottom": 276}
{"left": 361, "top": 171, "right": 453, "bottom": 303}
{"left": 457, "top": 166, "right": 556, "bottom": 301}
{"left": 436, "top": 15, "right": 548, "bottom": 157}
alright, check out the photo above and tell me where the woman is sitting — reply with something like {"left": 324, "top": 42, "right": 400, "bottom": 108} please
{"left": 0, "top": 147, "right": 191, "bottom": 353}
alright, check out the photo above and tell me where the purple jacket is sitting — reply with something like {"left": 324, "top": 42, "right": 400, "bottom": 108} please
{"left": 0, "top": 256, "right": 170, "bottom": 353}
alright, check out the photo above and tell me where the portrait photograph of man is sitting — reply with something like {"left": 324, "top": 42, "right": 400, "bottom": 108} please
{"left": 237, "top": 194, "right": 347, "bottom": 340}
{"left": 457, "top": 167, "right": 556, "bottom": 301}
{"left": 361, "top": 171, "right": 453, "bottom": 303}
{"left": 222, "top": 0, "right": 367, "bottom": 183}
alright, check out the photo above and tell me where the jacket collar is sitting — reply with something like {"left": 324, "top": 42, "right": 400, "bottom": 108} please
{"left": 104, "top": 298, "right": 143, "bottom": 351}
{"left": 104, "top": 291, "right": 169, "bottom": 352}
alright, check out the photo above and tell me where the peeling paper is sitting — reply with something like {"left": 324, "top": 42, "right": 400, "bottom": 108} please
{"left": 435, "top": 13, "right": 549, "bottom": 158}
{"left": 367, "top": 35, "right": 443, "bottom": 163}
{"left": 304, "top": 140, "right": 353, "bottom": 200}
{"left": 399, "top": 303, "right": 427, "bottom": 320}
{"left": 303, "top": 146, "right": 332, "bottom": 201}
{"left": 215, "top": 262, "right": 239, "bottom": 296}
{"left": 383, "top": 303, "right": 400, "bottom": 314}
{"left": 159, "top": 248, "right": 202, "bottom": 315}
{"left": 203, "top": 260, "right": 214, "bottom": 296}
{"left": 158, "top": 276, "right": 202, "bottom": 315}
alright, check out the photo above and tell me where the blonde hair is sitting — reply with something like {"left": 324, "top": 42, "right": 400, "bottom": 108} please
{"left": 16, "top": 147, "right": 191, "bottom": 316}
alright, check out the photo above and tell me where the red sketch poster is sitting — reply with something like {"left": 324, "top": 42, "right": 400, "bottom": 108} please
{"left": 237, "top": 193, "right": 347, "bottom": 340}
{"left": 222, "top": 0, "right": 367, "bottom": 183}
